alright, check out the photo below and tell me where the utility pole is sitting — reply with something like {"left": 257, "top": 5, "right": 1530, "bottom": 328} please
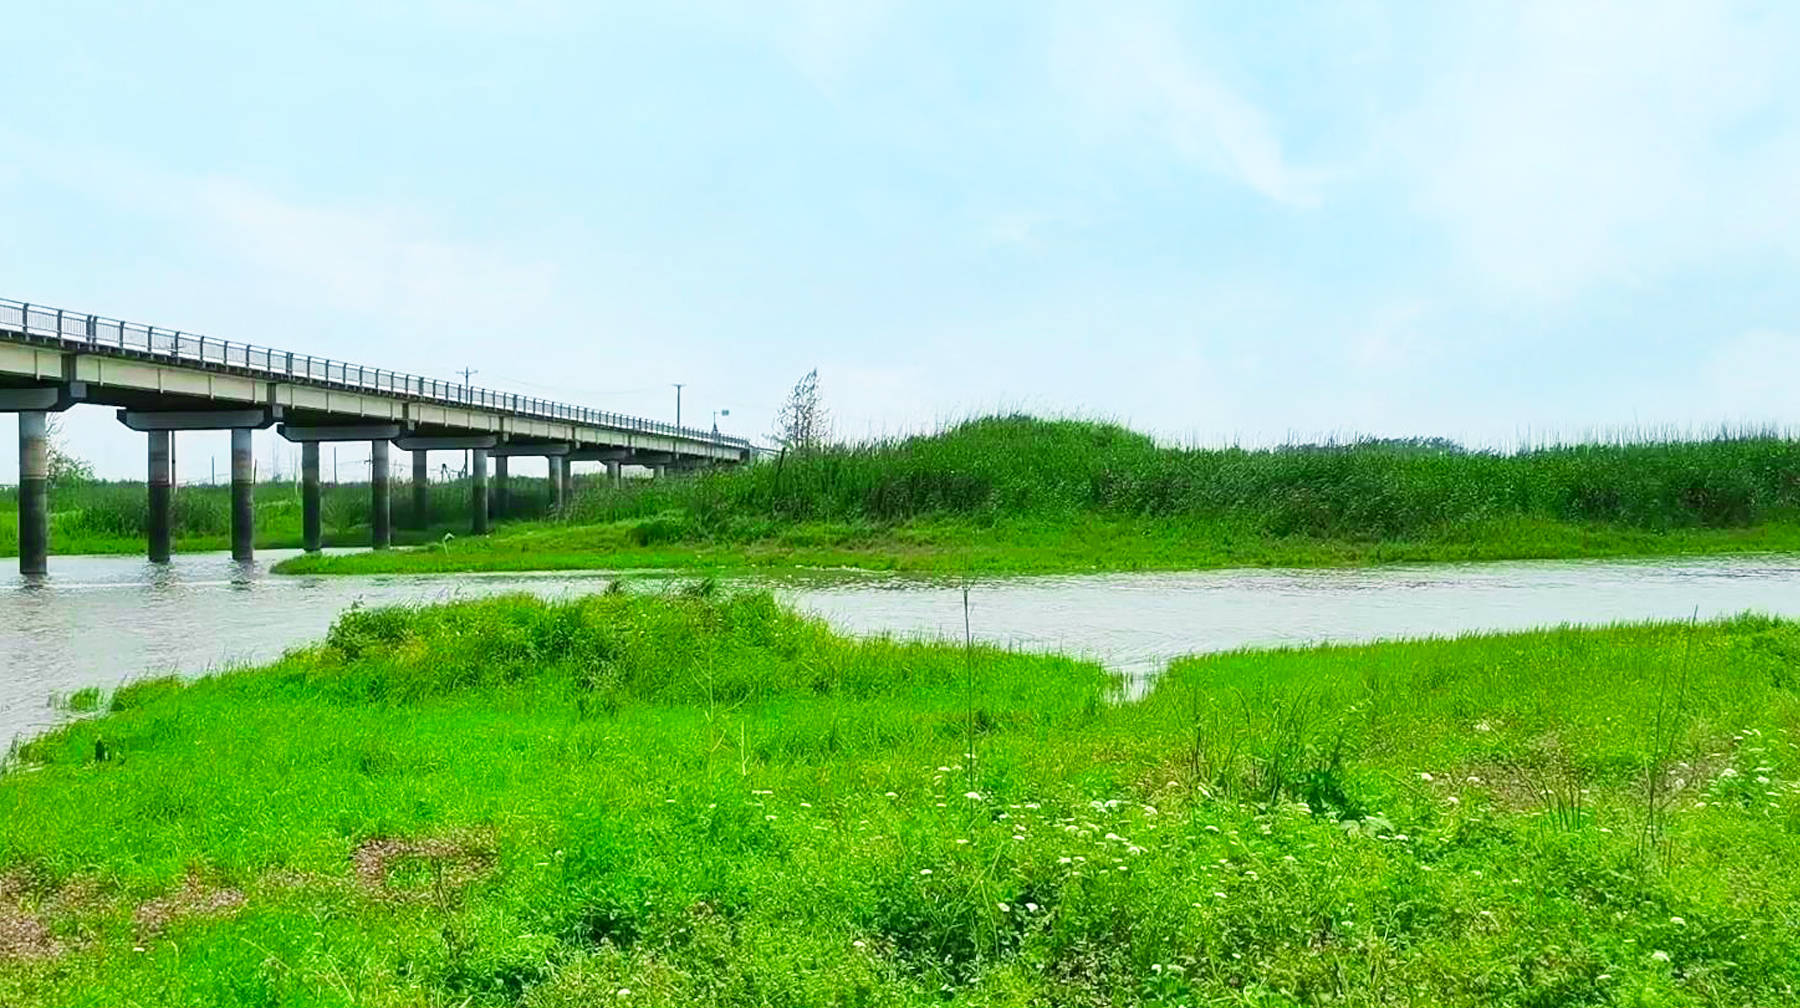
{"left": 672, "top": 383, "right": 685, "bottom": 430}
{"left": 712, "top": 408, "right": 730, "bottom": 435}
{"left": 458, "top": 367, "right": 478, "bottom": 473}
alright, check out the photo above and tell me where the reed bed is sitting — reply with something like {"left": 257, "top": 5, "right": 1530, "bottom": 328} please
{"left": 571, "top": 416, "right": 1800, "bottom": 539}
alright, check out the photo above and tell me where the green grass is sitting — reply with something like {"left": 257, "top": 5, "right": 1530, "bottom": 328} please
{"left": 277, "top": 415, "right": 1800, "bottom": 575}
{"left": 276, "top": 512, "right": 1800, "bottom": 576}
{"left": 0, "top": 477, "right": 555, "bottom": 558}
{"left": 4, "top": 592, "right": 1800, "bottom": 1004}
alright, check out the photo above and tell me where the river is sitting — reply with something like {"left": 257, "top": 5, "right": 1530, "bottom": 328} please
{"left": 6, "top": 551, "right": 1800, "bottom": 750}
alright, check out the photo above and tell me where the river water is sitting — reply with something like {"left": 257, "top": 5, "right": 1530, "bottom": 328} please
{"left": 6, "top": 551, "right": 1800, "bottom": 750}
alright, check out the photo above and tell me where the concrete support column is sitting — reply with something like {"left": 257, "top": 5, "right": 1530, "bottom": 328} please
{"left": 17, "top": 411, "right": 48, "bottom": 576}
{"left": 411, "top": 449, "right": 429, "bottom": 529}
{"left": 471, "top": 449, "right": 490, "bottom": 534}
{"left": 652, "top": 463, "right": 667, "bottom": 480}
{"left": 230, "top": 428, "right": 254, "bottom": 561}
{"left": 371, "top": 440, "right": 392, "bottom": 549}
{"left": 606, "top": 460, "right": 621, "bottom": 488}
{"left": 493, "top": 455, "right": 509, "bottom": 519}
{"left": 301, "top": 442, "right": 321, "bottom": 553}
{"left": 147, "top": 430, "right": 172, "bottom": 563}
{"left": 548, "top": 455, "right": 566, "bottom": 513}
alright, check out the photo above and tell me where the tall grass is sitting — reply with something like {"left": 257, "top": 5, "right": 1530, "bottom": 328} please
{"left": 569, "top": 415, "right": 1800, "bottom": 540}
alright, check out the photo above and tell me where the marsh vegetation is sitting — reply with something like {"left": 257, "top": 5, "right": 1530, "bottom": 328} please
{"left": 280, "top": 416, "right": 1800, "bottom": 575}
{"left": 4, "top": 591, "right": 1798, "bottom": 1004}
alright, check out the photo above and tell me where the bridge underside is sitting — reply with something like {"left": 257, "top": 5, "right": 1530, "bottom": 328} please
{"left": 3, "top": 333, "right": 747, "bottom": 574}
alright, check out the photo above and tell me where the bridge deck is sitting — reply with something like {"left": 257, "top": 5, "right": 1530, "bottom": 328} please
{"left": 0, "top": 298, "right": 748, "bottom": 461}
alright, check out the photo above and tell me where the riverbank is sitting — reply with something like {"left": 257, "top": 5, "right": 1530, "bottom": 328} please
{"left": 272, "top": 512, "right": 1800, "bottom": 576}
{"left": 277, "top": 416, "right": 1800, "bottom": 576}
{"left": 4, "top": 593, "right": 1797, "bottom": 1004}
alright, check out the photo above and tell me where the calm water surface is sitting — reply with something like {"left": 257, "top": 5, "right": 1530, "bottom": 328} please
{"left": 6, "top": 551, "right": 1800, "bottom": 749}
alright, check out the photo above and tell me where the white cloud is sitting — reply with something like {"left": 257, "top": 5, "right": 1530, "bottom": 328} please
{"left": 1705, "top": 329, "right": 1800, "bottom": 425}
{"left": 191, "top": 179, "right": 558, "bottom": 333}
{"left": 1051, "top": 2, "right": 1323, "bottom": 207}
{"left": 1389, "top": 0, "right": 1800, "bottom": 301}
{"left": 706, "top": 0, "right": 897, "bottom": 91}
{"left": 1346, "top": 299, "right": 1433, "bottom": 373}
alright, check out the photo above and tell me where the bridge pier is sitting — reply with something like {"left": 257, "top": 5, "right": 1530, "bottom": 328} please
{"left": 277, "top": 423, "right": 405, "bottom": 553}
{"left": 301, "top": 442, "right": 321, "bottom": 552}
{"left": 471, "top": 449, "right": 489, "bottom": 534}
{"left": 17, "top": 411, "right": 48, "bottom": 576}
{"left": 548, "top": 455, "right": 566, "bottom": 512}
{"left": 607, "top": 460, "right": 621, "bottom": 488}
{"left": 147, "top": 430, "right": 172, "bottom": 563}
{"left": 493, "top": 455, "right": 508, "bottom": 518}
{"left": 118, "top": 408, "right": 278, "bottom": 563}
{"left": 411, "top": 449, "right": 429, "bottom": 529}
{"left": 230, "top": 428, "right": 254, "bottom": 561}
{"left": 371, "top": 440, "right": 391, "bottom": 549}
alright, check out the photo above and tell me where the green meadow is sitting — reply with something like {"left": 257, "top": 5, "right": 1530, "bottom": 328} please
{"left": 278, "top": 416, "right": 1800, "bottom": 576}
{"left": 4, "top": 590, "right": 1798, "bottom": 1005}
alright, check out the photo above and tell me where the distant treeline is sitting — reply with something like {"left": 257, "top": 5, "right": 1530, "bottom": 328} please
{"left": 567, "top": 415, "right": 1800, "bottom": 540}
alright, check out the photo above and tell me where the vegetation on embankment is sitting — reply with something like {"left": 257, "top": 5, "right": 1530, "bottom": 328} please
{"left": 278, "top": 415, "right": 1800, "bottom": 575}
{"left": 4, "top": 591, "right": 1800, "bottom": 1004}
{"left": 0, "top": 478, "right": 553, "bottom": 558}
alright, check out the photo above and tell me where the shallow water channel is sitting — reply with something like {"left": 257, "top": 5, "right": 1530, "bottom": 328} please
{"left": 5, "top": 551, "right": 1800, "bottom": 749}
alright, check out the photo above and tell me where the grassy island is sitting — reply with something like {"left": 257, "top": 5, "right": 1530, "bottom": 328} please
{"left": 277, "top": 416, "right": 1800, "bottom": 577}
{"left": 4, "top": 590, "right": 1799, "bottom": 1004}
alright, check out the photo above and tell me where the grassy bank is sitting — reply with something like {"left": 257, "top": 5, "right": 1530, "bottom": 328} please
{"left": 279, "top": 416, "right": 1800, "bottom": 575}
{"left": 4, "top": 592, "right": 1799, "bottom": 1004}
{"left": 277, "top": 512, "right": 1800, "bottom": 575}
{"left": 0, "top": 478, "right": 554, "bottom": 558}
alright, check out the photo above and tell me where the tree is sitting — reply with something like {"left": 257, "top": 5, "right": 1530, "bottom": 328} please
{"left": 44, "top": 416, "right": 95, "bottom": 485}
{"left": 774, "top": 368, "right": 831, "bottom": 451}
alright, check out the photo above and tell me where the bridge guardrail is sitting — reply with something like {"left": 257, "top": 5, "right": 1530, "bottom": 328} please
{"left": 0, "top": 298, "right": 751, "bottom": 451}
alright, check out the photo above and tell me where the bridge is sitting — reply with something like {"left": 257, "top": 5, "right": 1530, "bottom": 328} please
{"left": 2, "top": 297, "right": 751, "bottom": 575}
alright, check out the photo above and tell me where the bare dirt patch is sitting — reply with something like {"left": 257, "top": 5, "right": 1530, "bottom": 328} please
{"left": 0, "top": 874, "right": 62, "bottom": 963}
{"left": 133, "top": 867, "right": 246, "bottom": 935}
{"left": 352, "top": 835, "right": 494, "bottom": 901}
{"left": 0, "top": 906, "right": 61, "bottom": 962}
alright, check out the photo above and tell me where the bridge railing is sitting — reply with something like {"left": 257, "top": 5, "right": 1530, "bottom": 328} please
{"left": 0, "top": 298, "right": 751, "bottom": 451}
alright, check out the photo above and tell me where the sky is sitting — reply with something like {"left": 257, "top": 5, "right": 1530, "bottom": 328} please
{"left": 3, "top": 0, "right": 1798, "bottom": 481}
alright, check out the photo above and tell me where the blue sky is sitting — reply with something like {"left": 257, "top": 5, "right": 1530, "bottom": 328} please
{"left": 4, "top": 1, "right": 1798, "bottom": 480}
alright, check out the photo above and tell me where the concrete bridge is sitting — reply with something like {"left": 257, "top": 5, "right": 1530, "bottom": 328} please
{"left": 2, "top": 298, "right": 750, "bottom": 575}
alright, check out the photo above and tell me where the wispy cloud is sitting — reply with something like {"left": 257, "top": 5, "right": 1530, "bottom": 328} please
{"left": 1050, "top": 2, "right": 1323, "bottom": 207}
{"left": 1387, "top": 0, "right": 1800, "bottom": 301}
{"left": 191, "top": 178, "right": 558, "bottom": 332}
